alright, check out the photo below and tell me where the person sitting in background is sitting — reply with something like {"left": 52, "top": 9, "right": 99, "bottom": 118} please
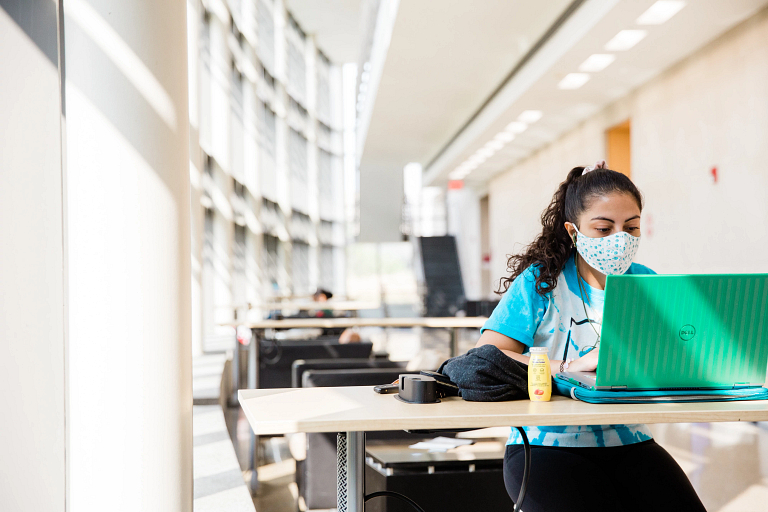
{"left": 312, "top": 288, "right": 361, "bottom": 343}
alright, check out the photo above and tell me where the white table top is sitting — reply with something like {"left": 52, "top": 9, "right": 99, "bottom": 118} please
{"left": 238, "top": 386, "right": 768, "bottom": 435}
{"left": 223, "top": 317, "right": 488, "bottom": 329}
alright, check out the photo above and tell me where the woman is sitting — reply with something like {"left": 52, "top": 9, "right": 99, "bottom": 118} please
{"left": 477, "top": 162, "right": 706, "bottom": 512}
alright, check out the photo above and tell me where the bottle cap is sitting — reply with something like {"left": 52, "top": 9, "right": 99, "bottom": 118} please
{"left": 529, "top": 347, "right": 549, "bottom": 354}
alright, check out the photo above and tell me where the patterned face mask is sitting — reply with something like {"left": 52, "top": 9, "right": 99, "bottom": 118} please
{"left": 569, "top": 224, "right": 640, "bottom": 275}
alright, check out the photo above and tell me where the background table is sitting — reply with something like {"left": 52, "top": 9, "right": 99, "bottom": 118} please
{"left": 239, "top": 386, "right": 768, "bottom": 511}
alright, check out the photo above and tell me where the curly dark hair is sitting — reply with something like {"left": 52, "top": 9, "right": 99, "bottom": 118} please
{"left": 496, "top": 166, "right": 644, "bottom": 296}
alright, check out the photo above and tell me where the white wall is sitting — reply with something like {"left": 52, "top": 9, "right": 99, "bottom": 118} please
{"left": 488, "top": 9, "right": 768, "bottom": 288}
{"left": 64, "top": 0, "right": 193, "bottom": 510}
{"left": 0, "top": 3, "right": 66, "bottom": 511}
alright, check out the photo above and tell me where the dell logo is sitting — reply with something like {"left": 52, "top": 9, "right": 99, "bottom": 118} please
{"left": 679, "top": 324, "right": 696, "bottom": 341}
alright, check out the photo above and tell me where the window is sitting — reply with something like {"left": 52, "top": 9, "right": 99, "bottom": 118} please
{"left": 319, "top": 245, "right": 334, "bottom": 291}
{"left": 257, "top": 0, "right": 275, "bottom": 72}
{"left": 258, "top": 102, "right": 277, "bottom": 156}
{"left": 291, "top": 241, "right": 310, "bottom": 294}
{"left": 263, "top": 234, "right": 280, "bottom": 288}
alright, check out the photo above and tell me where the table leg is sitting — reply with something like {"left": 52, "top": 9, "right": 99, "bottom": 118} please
{"left": 450, "top": 327, "right": 460, "bottom": 357}
{"left": 247, "top": 330, "right": 260, "bottom": 493}
{"left": 337, "top": 431, "right": 365, "bottom": 512}
{"left": 247, "top": 329, "right": 258, "bottom": 390}
{"left": 228, "top": 330, "right": 240, "bottom": 407}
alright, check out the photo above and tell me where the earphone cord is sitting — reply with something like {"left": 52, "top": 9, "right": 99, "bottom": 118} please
{"left": 575, "top": 254, "right": 601, "bottom": 349}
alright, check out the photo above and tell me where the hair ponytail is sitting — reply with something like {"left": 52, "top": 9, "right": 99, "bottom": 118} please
{"left": 496, "top": 165, "right": 643, "bottom": 296}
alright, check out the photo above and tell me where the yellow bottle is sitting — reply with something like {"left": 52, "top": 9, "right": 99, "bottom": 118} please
{"left": 528, "top": 347, "right": 552, "bottom": 402}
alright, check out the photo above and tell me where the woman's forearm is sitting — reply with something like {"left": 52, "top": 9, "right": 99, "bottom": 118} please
{"left": 475, "top": 331, "right": 561, "bottom": 378}
{"left": 499, "top": 349, "right": 562, "bottom": 378}
{"left": 499, "top": 349, "right": 529, "bottom": 364}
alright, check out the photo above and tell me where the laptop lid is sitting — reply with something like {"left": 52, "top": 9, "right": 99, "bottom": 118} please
{"left": 597, "top": 274, "right": 768, "bottom": 390}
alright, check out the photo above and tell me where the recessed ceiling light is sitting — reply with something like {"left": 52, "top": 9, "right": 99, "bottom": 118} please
{"left": 504, "top": 121, "right": 528, "bottom": 134}
{"left": 558, "top": 73, "right": 591, "bottom": 90}
{"left": 604, "top": 30, "right": 647, "bottom": 51}
{"left": 477, "top": 147, "right": 496, "bottom": 158}
{"left": 637, "top": 1, "right": 686, "bottom": 25}
{"left": 469, "top": 154, "right": 486, "bottom": 164}
{"left": 485, "top": 140, "right": 505, "bottom": 151}
{"left": 449, "top": 169, "right": 468, "bottom": 180}
{"left": 517, "top": 110, "right": 543, "bottom": 124}
{"left": 578, "top": 54, "right": 616, "bottom": 73}
{"left": 494, "top": 131, "right": 515, "bottom": 143}
{"left": 463, "top": 161, "right": 478, "bottom": 170}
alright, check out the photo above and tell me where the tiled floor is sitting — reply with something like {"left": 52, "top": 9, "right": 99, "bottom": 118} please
{"left": 222, "top": 328, "right": 768, "bottom": 511}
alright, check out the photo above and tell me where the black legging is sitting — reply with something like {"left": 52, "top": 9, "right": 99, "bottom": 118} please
{"left": 504, "top": 439, "right": 707, "bottom": 512}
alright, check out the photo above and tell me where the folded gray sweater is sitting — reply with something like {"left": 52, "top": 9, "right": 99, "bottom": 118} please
{"left": 436, "top": 344, "right": 533, "bottom": 402}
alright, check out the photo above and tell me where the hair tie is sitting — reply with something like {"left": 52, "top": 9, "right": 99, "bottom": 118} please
{"left": 583, "top": 159, "right": 607, "bottom": 175}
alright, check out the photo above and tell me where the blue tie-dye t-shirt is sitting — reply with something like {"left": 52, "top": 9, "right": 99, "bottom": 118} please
{"left": 482, "top": 253, "right": 656, "bottom": 447}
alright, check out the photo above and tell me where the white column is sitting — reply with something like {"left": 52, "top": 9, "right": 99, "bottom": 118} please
{"left": 63, "top": 1, "right": 192, "bottom": 511}
{"left": 0, "top": 2, "right": 66, "bottom": 511}
{"left": 447, "top": 184, "right": 483, "bottom": 301}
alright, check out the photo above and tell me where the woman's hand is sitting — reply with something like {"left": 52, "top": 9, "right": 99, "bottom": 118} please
{"left": 570, "top": 348, "right": 599, "bottom": 372}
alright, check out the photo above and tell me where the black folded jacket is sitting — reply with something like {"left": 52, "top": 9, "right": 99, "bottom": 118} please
{"left": 436, "top": 344, "right": 532, "bottom": 402}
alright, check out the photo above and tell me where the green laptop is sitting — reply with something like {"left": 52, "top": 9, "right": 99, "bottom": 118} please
{"left": 558, "top": 274, "right": 768, "bottom": 391}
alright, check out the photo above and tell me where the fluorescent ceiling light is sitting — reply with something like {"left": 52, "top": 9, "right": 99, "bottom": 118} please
{"left": 449, "top": 170, "right": 468, "bottom": 180}
{"left": 578, "top": 54, "right": 615, "bottom": 73}
{"left": 558, "top": 73, "right": 590, "bottom": 90}
{"left": 504, "top": 121, "right": 528, "bottom": 134}
{"left": 494, "top": 131, "right": 515, "bottom": 143}
{"left": 485, "top": 140, "right": 505, "bottom": 151}
{"left": 604, "top": 30, "right": 647, "bottom": 51}
{"left": 469, "top": 154, "right": 486, "bottom": 164}
{"left": 637, "top": 1, "right": 685, "bottom": 25}
{"left": 463, "top": 161, "right": 478, "bottom": 170}
{"left": 517, "top": 110, "right": 543, "bottom": 124}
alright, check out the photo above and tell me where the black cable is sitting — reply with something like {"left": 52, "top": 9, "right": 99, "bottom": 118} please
{"left": 365, "top": 491, "right": 427, "bottom": 512}
{"left": 513, "top": 427, "right": 532, "bottom": 512}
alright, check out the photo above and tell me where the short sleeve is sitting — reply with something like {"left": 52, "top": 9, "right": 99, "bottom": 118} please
{"left": 482, "top": 266, "right": 548, "bottom": 347}
{"left": 627, "top": 262, "right": 656, "bottom": 275}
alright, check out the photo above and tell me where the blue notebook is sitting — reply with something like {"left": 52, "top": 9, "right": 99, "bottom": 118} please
{"left": 554, "top": 377, "right": 768, "bottom": 404}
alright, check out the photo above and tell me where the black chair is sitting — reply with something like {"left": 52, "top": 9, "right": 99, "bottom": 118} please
{"left": 465, "top": 300, "right": 500, "bottom": 317}
{"left": 292, "top": 358, "right": 407, "bottom": 388}
{"left": 258, "top": 339, "right": 373, "bottom": 388}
